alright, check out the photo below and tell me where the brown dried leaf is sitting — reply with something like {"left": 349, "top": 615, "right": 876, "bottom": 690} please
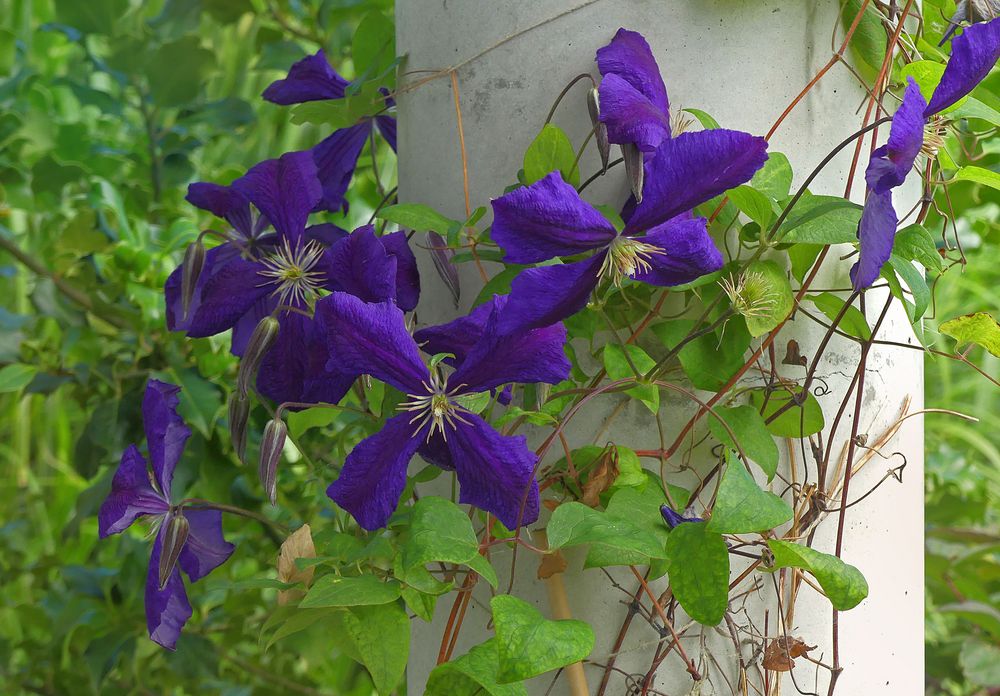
{"left": 580, "top": 446, "right": 618, "bottom": 507}
{"left": 762, "top": 636, "right": 815, "bottom": 672}
{"left": 537, "top": 550, "right": 568, "bottom": 580}
{"left": 542, "top": 499, "right": 560, "bottom": 512}
{"left": 782, "top": 339, "right": 807, "bottom": 367}
{"left": 277, "top": 524, "right": 316, "bottom": 605}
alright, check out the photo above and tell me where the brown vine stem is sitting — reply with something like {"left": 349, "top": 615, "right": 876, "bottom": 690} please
{"left": 629, "top": 566, "right": 701, "bottom": 681}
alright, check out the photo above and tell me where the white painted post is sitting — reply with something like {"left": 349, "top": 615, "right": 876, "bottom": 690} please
{"left": 397, "top": 1, "right": 923, "bottom": 693}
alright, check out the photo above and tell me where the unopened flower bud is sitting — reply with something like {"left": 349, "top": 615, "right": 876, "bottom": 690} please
{"left": 622, "top": 142, "right": 644, "bottom": 203}
{"left": 587, "top": 88, "right": 610, "bottom": 173}
{"left": 158, "top": 511, "right": 190, "bottom": 589}
{"left": 259, "top": 418, "right": 287, "bottom": 506}
{"left": 237, "top": 316, "right": 280, "bottom": 398}
{"left": 229, "top": 392, "right": 251, "bottom": 463}
{"left": 180, "top": 239, "right": 207, "bottom": 319}
{"left": 660, "top": 504, "right": 702, "bottom": 530}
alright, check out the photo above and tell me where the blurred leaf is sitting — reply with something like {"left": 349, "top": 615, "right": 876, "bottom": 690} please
{"left": 0, "top": 363, "right": 37, "bottom": 392}
{"left": 53, "top": 0, "right": 128, "bottom": 34}
{"left": 147, "top": 37, "right": 216, "bottom": 107}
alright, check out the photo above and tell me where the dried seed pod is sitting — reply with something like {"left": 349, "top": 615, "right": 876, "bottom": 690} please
{"left": 158, "top": 511, "right": 190, "bottom": 589}
{"left": 237, "top": 316, "right": 280, "bottom": 398}
{"left": 622, "top": 142, "right": 644, "bottom": 203}
{"left": 180, "top": 239, "right": 206, "bottom": 319}
{"left": 259, "top": 418, "right": 287, "bottom": 506}
{"left": 587, "top": 87, "right": 610, "bottom": 173}
{"left": 229, "top": 392, "right": 251, "bottom": 463}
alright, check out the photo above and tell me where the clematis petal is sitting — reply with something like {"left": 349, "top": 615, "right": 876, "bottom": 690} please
{"left": 625, "top": 129, "right": 768, "bottom": 234}
{"left": 598, "top": 73, "right": 671, "bottom": 151}
{"left": 98, "top": 444, "right": 169, "bottom": 538}
{"left": 851, "top": 189, "right": 898, "bottom": 291}
{"left": 186, "top": 183, "right": 254, "bottom": 239}
{"left": 491, "top": 172, "right": 617, "bottom": 263}
{"left": 417, "top": 429, "right": 454, "bottom": 471}
{"left": 311, "top": 124, "right": 370, "bottom": 214}
{"left": 231, "top": 151, "right": 323, "bottom": 244}
{"left": 449, "top": 297, "right": 570, "bottom": 394}
{"left": 230, "top": 295, "right": 279, "bottom": 357}
{"left": 413, "top": 300, "right": 494, "bottom": 364}
{"left": 257, "top": 310, "right": 357, "bottom": 408}
{"left": 596, "top": 28, "right": 670, "bottom": 116}
{"left": 926, "top": 17, "right": 1000, "bottom": 116}
{"left": 498, "top": 254, "right": 604, "bottom": 332}
{"left": 380, "top": 230, "right": 421, "bottom": 311}
{"left": 143, "top": 380, "right": 191, "bottom": 499}
{"left": 630, "top": 215, "right": 724, "bottom": 286}
{"left": 315, "top": 293, "right": 430, "bottom": 394}
{"left": 325, "top": 225, "right": 398, "bottom": 303}
{"left": 262, "top": 50, "right": 349, "bottom": 104}
{"left": 447, "top": 414, "right": 540, "bottom": 529}
{"left": 145, "top": 532, "right": 193, "bottom": 651}
{"left": 375, "top": 114, "right": 398, "bottom": 152}
{"left": 177, "top": 508, "right": 235, "bottom": 583}
{"left": 327, "top": 413, "right": 422, "bottom": 530}
{"left": 165, "top": 248, "right": 272, "bottom": 340}
{"left": 865, "top": 78, "right": 927, "bottom": 194}
{"left": 306, "top": 222, "right": 350, "bottom": 246}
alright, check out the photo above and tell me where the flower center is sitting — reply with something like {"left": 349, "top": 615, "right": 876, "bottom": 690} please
{"left": 669, "top": 107, "right": 695, "bottom": 136}
{"left": 921, "top": 118, "right": 946, "bottom": 158}
{"left": 257, "top": 239, "right": 326, "bottom": 307}
{"left": 599, "top": 235, "right": 665, "bottom": 288}
{"left": 398, "top": 369, "right": 472, "bottom": 441}
{"left": 720, "top": 271, "right": 779, "bottom": 319}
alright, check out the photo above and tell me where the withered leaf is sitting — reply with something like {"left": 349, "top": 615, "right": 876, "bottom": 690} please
{"left": 580, "top": 446, "right": 618, "bottom": 507}
{"left": 782, "top": 339, "right": 807, "bottom": 367}
{"left": 762, "top": 636, "right": 815, "bottom": 672}
{"left": 537, "top": 550, "right": 568, "bottom": 580}
{"left": 277, "top": 524, "right": 316, "bottom": 605}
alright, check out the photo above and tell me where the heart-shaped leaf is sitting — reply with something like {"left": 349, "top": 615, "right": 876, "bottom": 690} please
{"left": 491, "top": 595, "right": 594, "bottom": 683}
{"left": 707, "top": 457, "right": 792, "bottom": 534}
{"left": 665, "top": 522, "right": 729, "bottom": 625}
{"left": 426, "top": 639, "right": 527, "bottom": 696}
{"left": 765, "top": 540, "right": 868, "bottom": 610}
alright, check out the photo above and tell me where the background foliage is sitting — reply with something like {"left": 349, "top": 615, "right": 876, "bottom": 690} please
{"left": 0, "top": 0, "right": 997, "bottom": 694}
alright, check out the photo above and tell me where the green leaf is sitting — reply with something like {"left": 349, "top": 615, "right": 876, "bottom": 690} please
{"left": 788, "top": 243, "right": 823, "bottom": 284}
{"left": 683, "top": 108, "right": 719, "bottom": 129}
{"left": 299, "top": 575, "right": 401, "bottom": 608}
{"left": 777, "top": 195, "right": 862, "bottom": 245}
{"left": 708, "top": 405, "right": 779, "bottom": 480}
{"left": 652, "top": 317, "right": 751, "bottom": 391}
{"left": 352, "top": 12, "right": 396, "bottom": 81}
{"left": 749, "top": 388, "right": 825, "bottom": 438}
{"left": 750, "top": 152, "right": 793, "bottom": 200}
{"left": 765, "top": 540, "right": 868, "bottom": 610}
{"left": 401, "top": 497, "right": 497, "bottom": 588}
{"left": 888, "top": 253, "right": 930, "bottom": 321}
{"left": 893, "top": 224, "right": 942, "bottom": 272}
{"left": 727, "top": 185, "right": 774, "bottom": 228}
{"left": 841, "top": 0, "right": 887, "bottom": 75}
{"left": 960, "top": 638, "right": 1000, "bottom": 687}
{"left": 147, "top": 37, "right": 216, "bottom": 107}
{"left": 939, "top": 312, "right": 1000, "bottom": 357}
{"left": 602, "top": 343, "right": 658, "bottom": 413}
{"left": 53, "top": 0, "right": 128, "bottom": 33}
{"left": 584, "top": 480, "right": 679, "bottom": 576}
{"left": 546, "top": 502, "right": 668, "bottom": 560}
{"left": 289, "top": 85, "right": 386, "bottom": 129}
{"left": 743, "top": 260, "right": 794, "bottom": 337}
{"left": 707, "top": 457, "right": 792, "bottom": 534}
{"left": 523, "top": 124, "right": 579, "bottom": 186}
{"left": 427, "top": 639, "right": 528, "bottom": 696}
{"left": 377, "top": 203, "right": 460, "bottom": 235}
{"left": 955, "top": 165, "right": 1000, "bottom": 191}
{"left": 343, "top": 603, "right": 410, "bottom": 695}
{"left": 491, "top": 595, "right": 594, "bottom": 683}
{"left": 940, "top": 601, "right": 1000, "bottom": 639}
{"left": 806, "top": 292, "right": 871, "bottom": 341}
{"left": 665, "top": 522, "right": 729, "bottom": 625}
{"left": 0, "top": 363, "right": 37, "bottom": 393}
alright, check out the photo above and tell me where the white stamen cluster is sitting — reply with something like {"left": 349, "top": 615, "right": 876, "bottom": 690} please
{"left": 599, "top": 235, "right": 666, "bottom": 288}
{"left": 257, "top": 239, "right": 326, "bottom": 306}
{"left": 921, "top": 118, "right": 947, "bottom": 159}
{"left": 398, "top": 368, "right": 472, "bottom": 441}
{"left": 669, "top": 108, "right": 696, "bottom": 136}
{"left": 720, "top": 271, "right": 779, "bottom": 319}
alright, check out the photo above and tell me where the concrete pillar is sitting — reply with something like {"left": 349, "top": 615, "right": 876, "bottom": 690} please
{"left": 397, "top": 1, "right": 923, "bottom": 693}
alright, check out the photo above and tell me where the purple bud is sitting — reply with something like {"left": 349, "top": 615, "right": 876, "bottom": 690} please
{"left": 158, "top": 511, "right": 190, "bottom": 589}
{"left": 622, "top": 142, "right": 644, "bottom": 203}
{"left": 180, "top": 239, "right": 206, "bottom": 320}
{"left": 660, "top": 504, "right": 702, "bottom": 530}
{"left": 237, "top": 316, "right": 280, "bottom": 398}
{"left": 259, "top": 418, "right": 286, "bottom": 506}
{"left": 587, "top": 87, "right": 610, "bottom": 173}
{"left": 229, "top": 392, "right": 251, "bottom": 463}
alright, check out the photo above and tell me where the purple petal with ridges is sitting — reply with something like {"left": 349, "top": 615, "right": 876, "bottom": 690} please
{"left": 380, "top": 230, "right": 421, "bottom": 311}
{"left": 596, "top": 28, "right": 670, "bottom": 115}
{"left": 231, "top": 151, "right": 322, "bottom": 243}
{"left": 145, "top": 532, "right": 193, "bottom": 650}
{"left": 852, "top": 189, "right": 898, "bottom": 291}
{"left": 630, "top": 216, "right": 724, "bottom": 286}
{"left": 327, "top": 413, "right": 422, "bottom": 530}
{"left": 177, "top": 508, "right": 235, "bottom": 583}
{"left": 865, "top": 78, "right": 927, "bottom": 194}
{"left": 311, "top": 124, "right": 370, "bottom": 214}
{"left": 185, "top": 183, "right": 254, "bottom": 238}
{"left": 306, "top": 222, "right": 350, "bottom": 246}
{"left": 447, "top": 414, "right": 539, "bottom": 529}
{"left": 325, "top": 225, "right": 398, "bottom": 303}
{"left": 413, "top": 300, "right": 494, "bottom": 365}
{"left": 98, "top": 444, "right": 169, "bottom": 537}
{"left": 262, "top": 49, "right": 349, "bottom": 104}
{"left": 417, "top": 430, "right": 454, "bottom": 471}
{"left": 166, "top": 243, "right": 241, "bottom": 335}
{"left": 230, "top": 295, "right": 278, "bottom": 357}
{"left": 498, "top": 254, "right": 604, "bottom": 332}
{"left": 926, "top": 17, "right": 1000, "bottom": 116}
{"left": 449, "top": 297, "right": 570, "bottom": 394}
{"left": 625, "top": 129, "right": 769, "bottom": 234}
{"left": 491, "top": 172, "right": 617, "bottom": 263}
{"left": 142, "top": 380, "right": 191, "bottom": 499}
{"left": 598, "top": 73, "right": 671, "bottom": 151}
{"left": 257, "top": 310, "right": 357, "bottom": 408}
{"left": 315, "top": 292, "right": 429, "bottom": 394}
{"left": 375, "top": 115, "right": 398, "bottom": 152}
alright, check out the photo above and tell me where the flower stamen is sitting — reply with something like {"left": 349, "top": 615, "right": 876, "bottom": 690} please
{"left": 599, "top": 235, "right": 666, "bottom": 288}
{"left": 398, "top": 369, "right": 472, "bottom": 441}
{"left": 720, "top": 271, "right": 779, "bottom": 319}
{"left": 921, "top": 117, "right": 947, "bottom": 158}
{"left": 257, "top": 239, "right": 326, "bottom": 307}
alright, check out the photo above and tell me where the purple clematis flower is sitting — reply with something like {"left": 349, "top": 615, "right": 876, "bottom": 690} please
{"left": 315, "top": 292, "right": 570, "bottom": 531}
{"left": 853, "top": 17, "right": 1000, "bottom": 290}
{"left": 660, "top": 504, "right": 703, "bottom": 530}
{"left": 491, "top": 128, "right": 768, "bottom": 329}
{"left": 263, "top": 50, "right": 397, "bottom": 213}
{"left": 98, "top": 380, "right": 234, "bottom": 650}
